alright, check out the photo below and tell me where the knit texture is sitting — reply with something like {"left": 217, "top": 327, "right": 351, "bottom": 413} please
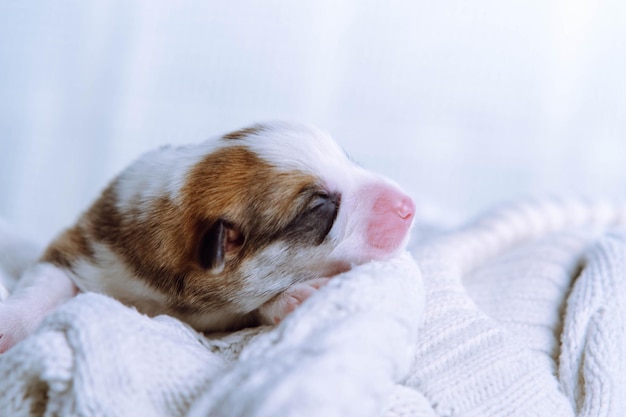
{"left": 0, "top": 197, "right": 625, "bottom": 417}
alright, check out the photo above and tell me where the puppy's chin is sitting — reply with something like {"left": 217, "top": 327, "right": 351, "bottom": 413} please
{"left": 323, "top": 261, "right": 353, "bottom": 278}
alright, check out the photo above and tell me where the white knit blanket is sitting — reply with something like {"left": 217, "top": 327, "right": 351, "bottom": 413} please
{"left": 1, "top": 198, "right": 625, "bottom": 417}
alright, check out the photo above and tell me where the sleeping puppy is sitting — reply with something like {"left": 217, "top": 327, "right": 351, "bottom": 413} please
{"left": 0, "top": 122, "right": 415, "bottom": 353}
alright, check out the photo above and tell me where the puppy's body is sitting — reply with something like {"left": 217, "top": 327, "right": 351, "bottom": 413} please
{"left": 0, "top": 122, "right": 415, "bottom": 351}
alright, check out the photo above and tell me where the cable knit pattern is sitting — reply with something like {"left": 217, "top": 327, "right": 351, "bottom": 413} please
{"left": 187, "top": 253, "right": 424, "bottom": 417}
{"left": 558, "top": 232, "right": 626, "bottom": 417}
{"left": 0, "top": 197, "right": 625, "bottom": 417}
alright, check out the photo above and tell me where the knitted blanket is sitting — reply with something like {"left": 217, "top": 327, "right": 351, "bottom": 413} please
{"left": 1, "top": 198, "right": 625, "bottom": 417}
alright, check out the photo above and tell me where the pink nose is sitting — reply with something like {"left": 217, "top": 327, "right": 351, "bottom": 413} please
{"left": 366, "top": 186, "right": 416, "bottom": 253}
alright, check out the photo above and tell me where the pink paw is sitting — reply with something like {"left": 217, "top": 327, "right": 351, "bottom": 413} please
{"left": 259, "top": 277, "right": 330, "bottom": 325}
{"left": 0, "top": 304, "right": 31, "bottom": 353}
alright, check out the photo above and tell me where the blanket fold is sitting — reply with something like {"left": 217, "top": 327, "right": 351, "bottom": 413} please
{"left": 559, "top": 232, "right": 626, "bottom": 416}
{"left": 0, "top": 293, "right": 232, "bottom": 417}
{"left": 1, "top": 197, "right": 625, "bottom": 417}
{"left": 188, "top": 253, "right": 424, "bottom": 417}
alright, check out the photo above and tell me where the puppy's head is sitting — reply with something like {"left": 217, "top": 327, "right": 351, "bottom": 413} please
{"left": 71, "top": 122, "right": 415, "bottom": 329}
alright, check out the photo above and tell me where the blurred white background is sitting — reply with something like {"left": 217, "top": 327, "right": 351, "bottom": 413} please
{"left": 1, "top": 1, "right": 625, "bottom": 246}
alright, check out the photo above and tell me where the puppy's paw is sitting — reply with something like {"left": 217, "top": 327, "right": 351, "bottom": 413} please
{"left": 259, "top": 277, "right": 331, "bottom": 325}
{"left": 0, "top": 304, "right": 31, "bottom": 353}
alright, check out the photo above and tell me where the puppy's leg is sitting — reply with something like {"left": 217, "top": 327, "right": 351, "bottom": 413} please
{"left": 258, "top": 277, "right": 330, "bottom": 325}
{"left": 0, "top": 263, "right": 78, "bottom": 353}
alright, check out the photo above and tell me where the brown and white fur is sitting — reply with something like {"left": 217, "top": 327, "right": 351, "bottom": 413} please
{"left": 0, "top": 122, "right": 415, "bottom": 353}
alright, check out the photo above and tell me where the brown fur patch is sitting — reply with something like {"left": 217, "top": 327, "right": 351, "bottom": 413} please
{"left": 41, "top": 224, "right": 94, "bottom": 270}
{"left": 175, "top": 146, "right": 319, "bottom": 310}
{"left": 221, "top": 124, "right": 267, "bottom": 141}
{"left": 65, "top": 146, "right": 320, "bottom": 317}
{"left": 82, "top": 183, "right": 192, "bottom": 299}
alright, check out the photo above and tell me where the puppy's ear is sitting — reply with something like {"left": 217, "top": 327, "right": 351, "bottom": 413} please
{"left": 198, "top": 220, "right": 226, "bottom": 274}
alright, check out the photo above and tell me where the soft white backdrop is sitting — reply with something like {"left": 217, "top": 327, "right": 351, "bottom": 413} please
{"left": 1, "top": 1, "right": 625, "bottom": 245}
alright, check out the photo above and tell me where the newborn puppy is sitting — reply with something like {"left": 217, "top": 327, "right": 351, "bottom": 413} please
{"left": 0, "top": 122, "right": 415, "bottom": 352}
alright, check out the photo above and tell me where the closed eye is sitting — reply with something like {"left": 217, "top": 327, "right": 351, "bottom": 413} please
{"left": 313, "top": 192, "right": 340, "bottom": 241}
{"left": 309, "top": 192, "right": 340, "bottom": 212}
{"left": 291, "top": 191, "right": 340, "bottom": 244}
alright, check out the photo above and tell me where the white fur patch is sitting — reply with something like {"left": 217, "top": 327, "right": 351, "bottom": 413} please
{"left": 70, "top": 243, "right": 168, "bottom": 317}
{"left": 229, "top": 122, "right": 369, "bottom": 190}
{"left": 235, "top": 242, "right": 297, "bottom": 311}
{"left": 115, "top": 141, "right": 220, "bottom": 214}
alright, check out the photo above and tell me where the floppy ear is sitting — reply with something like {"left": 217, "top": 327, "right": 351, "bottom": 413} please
{"left": 198, "top": 220, "right": 226, "bottom": 273}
